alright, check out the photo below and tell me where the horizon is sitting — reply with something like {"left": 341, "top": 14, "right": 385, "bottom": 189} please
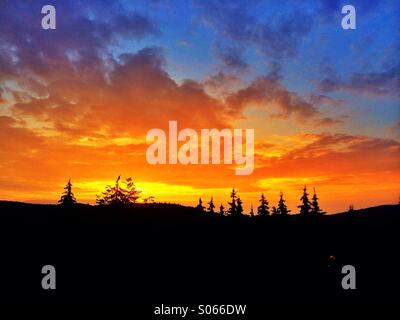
{"left": 0, "top": 180, "right": 398, "bottom": 215}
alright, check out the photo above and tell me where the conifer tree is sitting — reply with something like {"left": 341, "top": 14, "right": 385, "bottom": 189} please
{"left": 277, "top": 191, "right": 290, "bottom": 215}
{"left": 196, "top": 197, "right": 205, "bottom": 212}
{"left": 298, "top": 186, "right": 312, "bottom": 215}
{"left": 249, "top": 204, "right": 254, "bottom": 217}
{"left": 58, "top": 179, "right": 76, "bottom": 206}
{"left": 219, "top": 204, "right": 225, "bottom": 216}
{"left": 236, "top": 197, "right": 244, "bottom": 216}
{"left": 96, "top": 176, "right": 141, "bottom": 206}
{"left": 311, "top": 188, "right": 325, "bottom": 215}
{"left": 143, "top": 196, "right": 155, "bottom": 204}
{"left": 207, "top": 197, "right": 215, "bottom": 213}
{"left": 257, "top": 193, "right": 269, "bottom": 216}
{"left": 228, "top": 188, "right": 237, "bottom": 216}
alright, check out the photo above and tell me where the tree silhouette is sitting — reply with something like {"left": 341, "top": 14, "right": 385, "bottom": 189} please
{"left": 207, "top": 197, "right": 215, "bottom": 213}
{"left": 277, "top": 191, "right": 290, "bottom": 215}
{"left": 228, "top": 188, "right": 237, "bottom": 216}
{"left": 58, "top": 179, "right": 76, "bottom": 206}
{"left": 311, "top": 188, "right": 325, "bottom": 215}
{"left": 298, "top": 186, "right": 312, "bottom": 215}
{"left": 236, "top": 197, "right": 244, "bottom": 216}
{"left": 257, "top": 193, "right": 269, "bottom": 216}
{"left": 219, "top": 203, "right": 225, "bottom": 216}
{"left": 196, "top": 198, "right": 205, "bottom": 212}
{"left": 271, "top": 206, "right": 278, "bottom": 215}
{"left": 249, "top": 204, "right": 254, "bottom": 217}
{"left": 96, "top": 176, "right": 141, "bottom": 206}
{"left": 143, "top": 196, "right": 155, "bottom": 204}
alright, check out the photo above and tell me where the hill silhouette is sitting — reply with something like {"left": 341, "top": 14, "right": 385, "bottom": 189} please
{"left": 0, "top": 200, "right": 399, "bottom": 308}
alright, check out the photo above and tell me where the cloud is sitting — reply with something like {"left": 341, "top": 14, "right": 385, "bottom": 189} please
{"left": 203, "top": 72, "right": 241, "bottom": 98}
{"left": 225, "top": 74, "right": 345, "bottom": 126}
{"left": 8, "top": 46, "right": 229, "bottom": 141}
{"left": 0, "top": 0, "right": 159, "bottom": 83}
{"left": 318, "top": 64, "right": 400, "bottom": 97}
{"left": 196, "top": 0, "right": 313, "bottom": 60}
{"left": 215, "top": 44, "right": 249, "bottom": 71}
{"left": 309, "top": 94, "right": 345, "bottom": 108}
{"left": 256, "top": 133, "right": 400, "bottom": 179}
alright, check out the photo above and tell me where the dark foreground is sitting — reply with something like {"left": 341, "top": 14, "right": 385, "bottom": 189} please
{"left": 0, "top": 201, "right": 399, "bottom": 312}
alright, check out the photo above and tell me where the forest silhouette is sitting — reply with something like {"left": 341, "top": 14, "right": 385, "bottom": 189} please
{"left": 59, "top": 176, "right": 327, "bottom": 216}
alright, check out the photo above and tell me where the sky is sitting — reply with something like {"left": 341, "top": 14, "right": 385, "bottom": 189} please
{"left": 0, "top": 0, "right": 399, "bottom": 213}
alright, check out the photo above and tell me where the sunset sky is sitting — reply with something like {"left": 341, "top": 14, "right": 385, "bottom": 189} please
{"left": 0, "top": 0, "right": 399, "bottom": 213}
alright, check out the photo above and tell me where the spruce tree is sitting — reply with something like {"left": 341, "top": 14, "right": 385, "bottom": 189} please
{"left": 257, "top": 193, "right": 269, "bottom": 216}
{"left": 249, "top": 204, "right": 254, "bottom": 217}
{"left": 219, "top": 204, "right": 225, "bottom": 216}
{"left": 311, "top": 188, "right": 325, "bottom": 215}
{"left": 207, "top": 197, "right": 215, "bottom": 213}
{"left": 58, "top": 179, "right": 77, "bottom": 206}
{"left": 277, "top": 191, "right": 290, "bottom": 215}
{"left": 196, "top": 197, "right": 205, "bottom": 212}
{"left": 236, "top": 197, "right": 244, "bottom": 216}
{"left": 298, "top": 186, "right": 312, "bottom": 215}
{"left": 228, "top": 188, "right": 237, "bottom": 216}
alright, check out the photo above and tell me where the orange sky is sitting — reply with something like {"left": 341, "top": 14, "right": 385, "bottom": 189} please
{"left": 0, "top": 2, "right": 399, "bottom": 214}
{"left": 0, "top": 53, "right": 399, "bottom": 213}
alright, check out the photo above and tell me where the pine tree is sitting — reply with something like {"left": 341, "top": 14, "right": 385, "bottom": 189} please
{"left": 143, "top": 195, "right": 155, "bottom": 204}
{"left": 249, "top": 204, "right": 254, "bottom": 217}
{"left": 257, "top": 193, "right": 269, "bottom": 216}
{"left": 58, "top": 179, "right": 76, "bottom": 206}
{"left": 298, "top": 186, "right": 312, "bottom": 215}
{"left": 219, "top": 204, "right": 225, "bottom": 216}
{"left": 311, "top": 188, "right": 325, "bottom": 215}
{"left": 236, "top": 197, "right": 244, "bottom": 216}
{"left": 228, "top": 188, "right": 237, "bottom": 216}
{"left": 96, "top": 176, "right": 141, "bottom": 206}
{"left": 196, "top": 197, "right": 205, "bottom": 212}
{"left": 207, "top": 197, "right": 215, "bottom": 213}
{"left": 124, "top": 177, "right": 141, "bottom": 204}
{"left": 277, "top": 191, "right": 290, "bottom": 215}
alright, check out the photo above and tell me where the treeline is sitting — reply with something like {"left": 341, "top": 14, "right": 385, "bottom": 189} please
{"left": 59, "top": 177, "right": 325, "bottom": 215}
{"left": 58, "top": 176, "right": 146, "bottom": 207}
{"left": 195, "top": 186, "right": 325, "bottom": 216}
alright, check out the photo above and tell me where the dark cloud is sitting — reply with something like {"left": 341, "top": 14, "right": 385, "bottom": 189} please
{"left": 318, "top": 64, "right": 400, "bottom": 97}
{"left": 111, "top": 12, "right": 160, "bottom": 38}
{"left": 215, "top": 44, "right": 249, "bottom": 71}
{"left": 196, "top": 0, "right": 313, "bottom": 60}
{"left": 309, "top": 94, "right": 345, "bottom": 108}
{"left": 203, "top": 72, "right": 241, "bottom": 98}
{"left": 0, "top": 0, "right": 159, "bottom": 83}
